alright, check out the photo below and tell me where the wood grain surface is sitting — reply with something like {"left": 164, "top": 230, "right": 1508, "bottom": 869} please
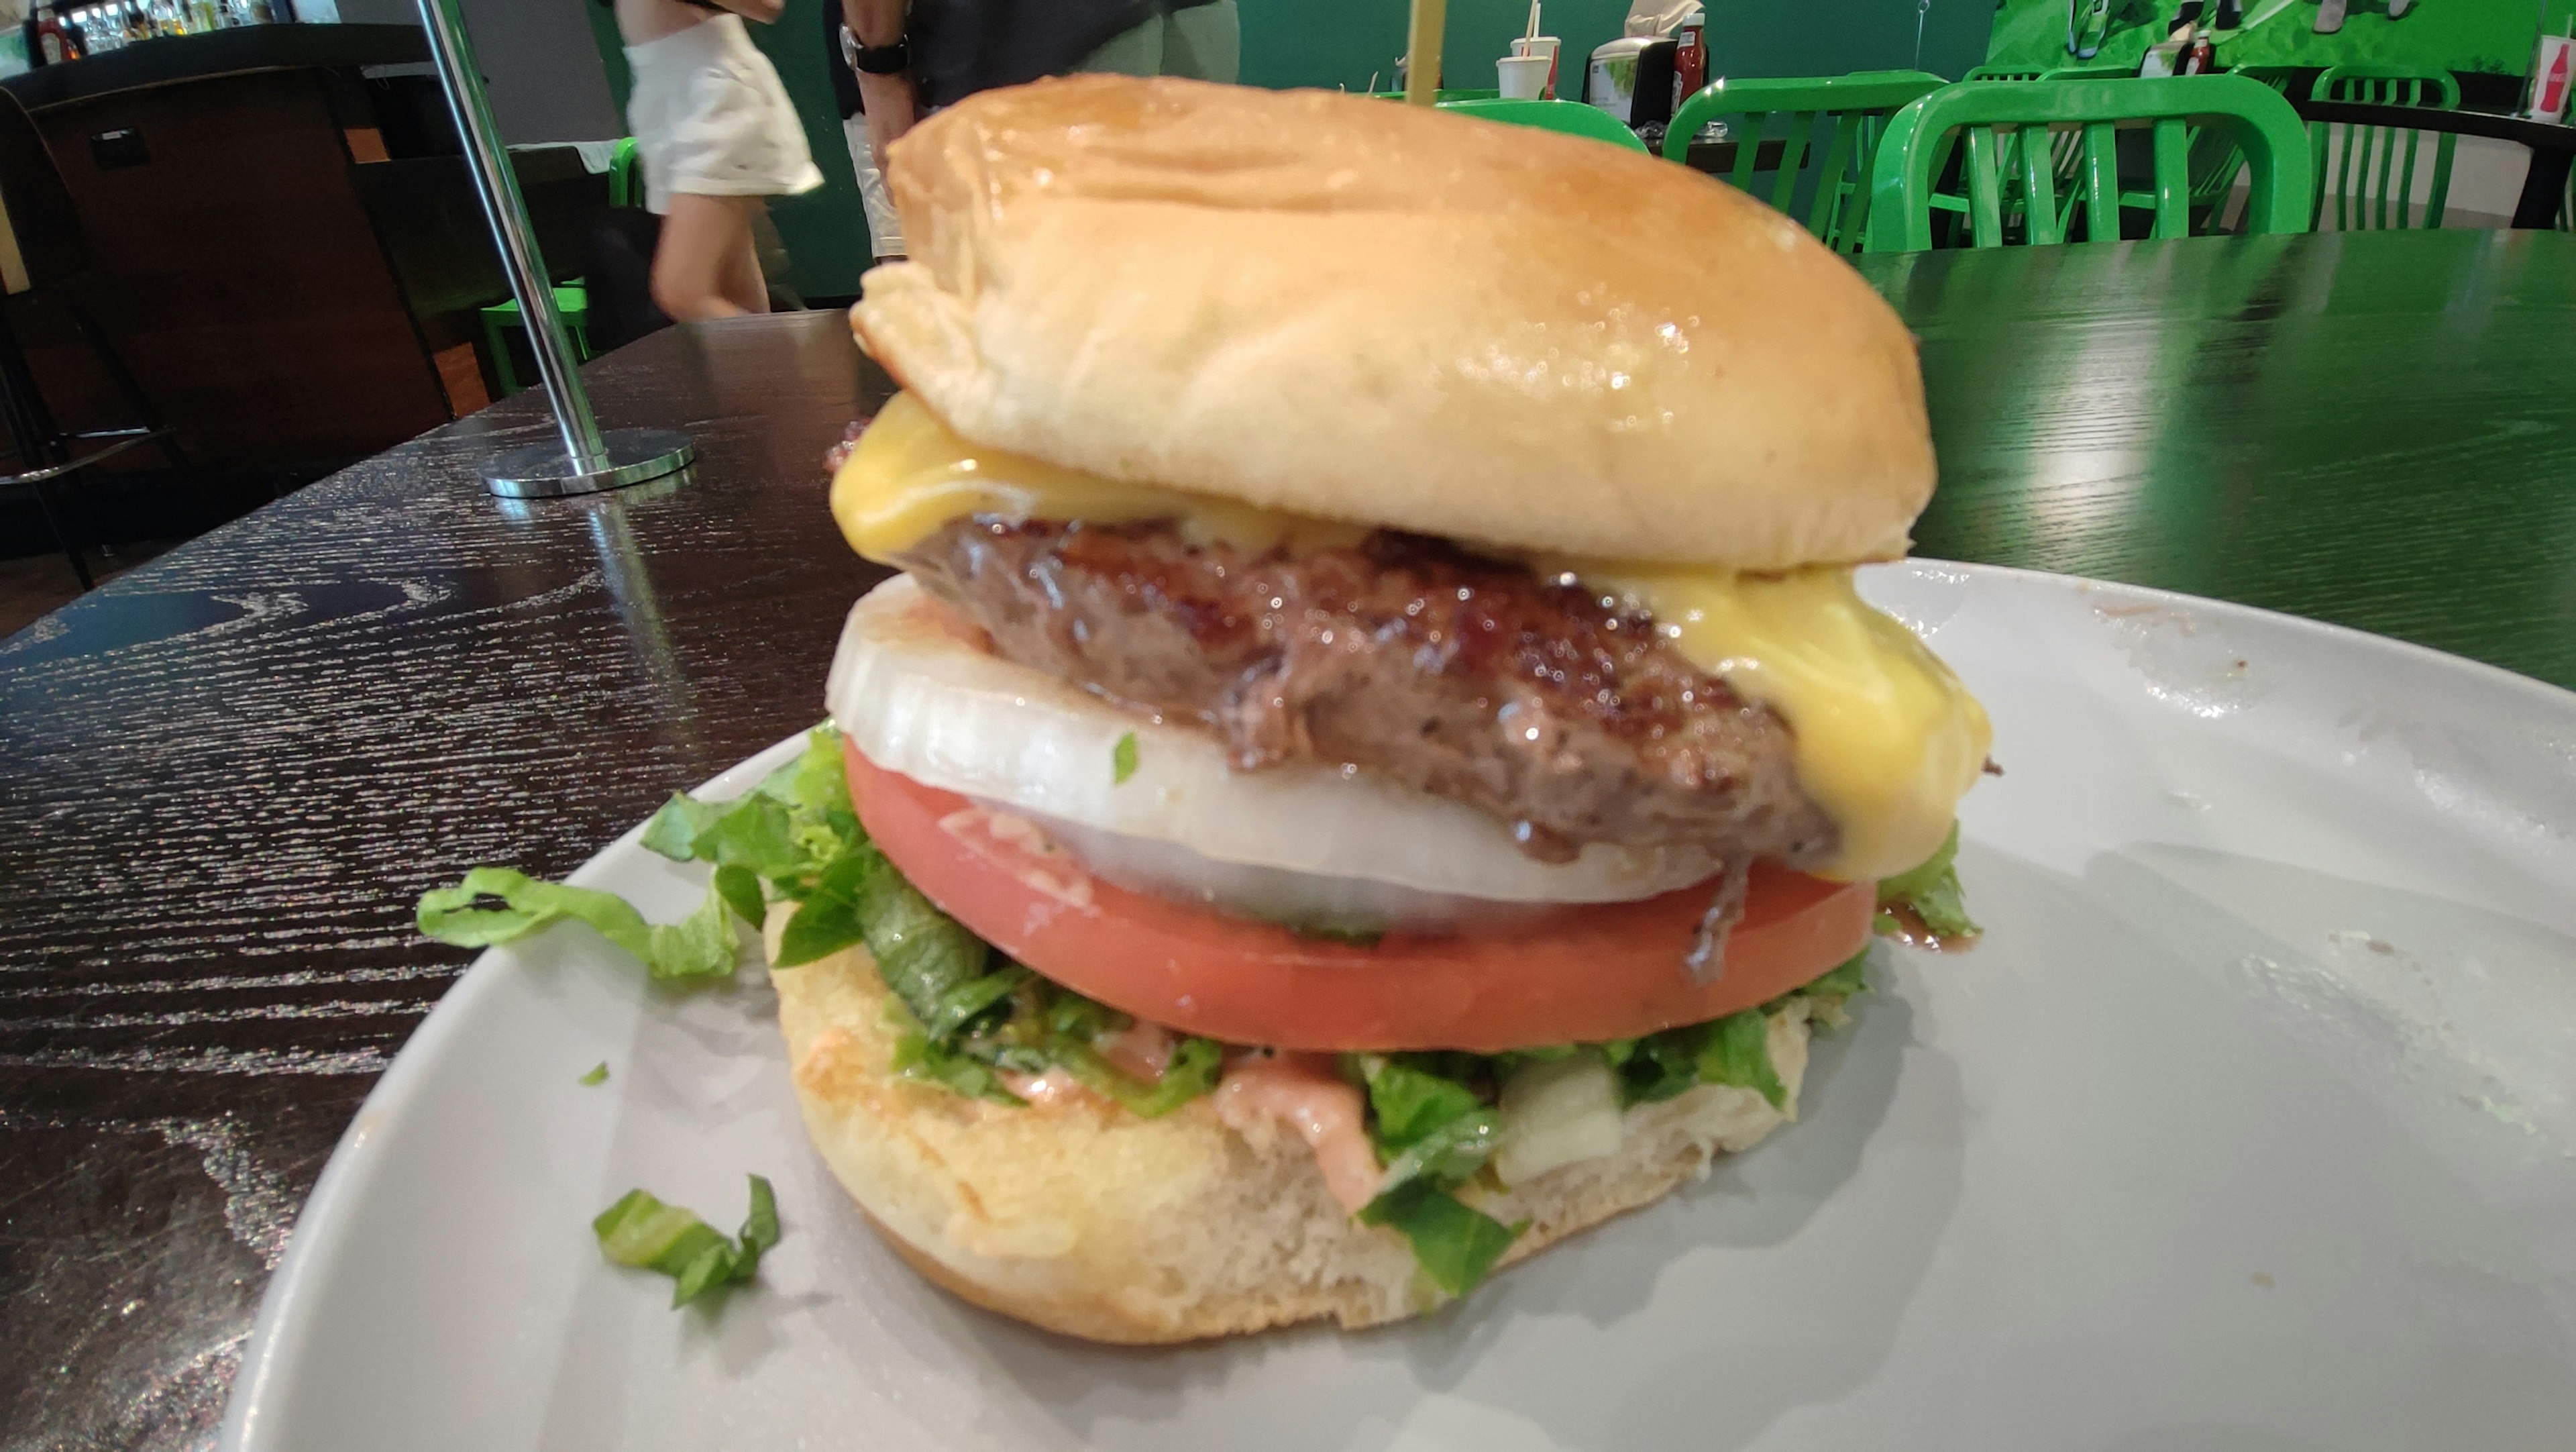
{"left": 1864, "top": 227, "right": 2576, "bottom": 692}
{"left": 3, "top": 227, "right": 2571, "bottom": 1445}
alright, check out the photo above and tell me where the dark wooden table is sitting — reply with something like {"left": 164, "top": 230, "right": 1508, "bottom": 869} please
{"left": 2294, "top": 99, "right": 2576, "bottom": 229}
{"left": 5, "top": 226, "right": 2573, "bottom": 1445}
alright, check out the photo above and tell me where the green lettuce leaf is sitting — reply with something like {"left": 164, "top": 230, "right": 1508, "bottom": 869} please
{"left": 1373, "top": 1106, "right": 1505, "bottom": 1197}
{"left": 1801, "top": 949, "right": 1870, "bottom": 1000}
{"left": 417, "top": 866, "right": 737, "bottom": 984}
{"left": 712, "top": 863, "right": 767, "bottom": 929}
{"left": 1112, "top": 731, "right": 1140, "bottom": 785}
{"left": 757, "top": 725, "right": 864, "bottom": 866}
{"left": 1696, "top": 1008, "right": 1788, "bottom": 1110}
{"left": 1357, "top": 1183, "right": 1525, "bottom": 1298}
{"left": 773, "top": 844, "right": 871, "bottom": 966}
{"left": 890, "top": 1014, "right": 1028, "bottom": 1105}
{"left": 1361, "top": 1057, "right": 1488, "bottom": 1151}
{"left": 592, "top": 1175, "right": 779, "bottom": 1308}
{"left": 1051, "top": 1034, "right": 1224, "bottom": 1119}
{"left": 1607, "top": 1028, "right": 1707, "bottom": 1106}
{"left": 1878, "top": 821, "right": 1979, "bottom": 939}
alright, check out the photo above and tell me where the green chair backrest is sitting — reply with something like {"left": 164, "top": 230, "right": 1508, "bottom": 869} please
{"left": 1867, "top": 74, "right": 2312, "bottom": 250}
{"left": 609, "top": 136, "right": 641, "bottom": 210}
{"left": 1662, "top": 70, "right": 1945, "bottom": 252}
{"left": 1965, "top": 62, "right": 2131, "bottom": 82}
{"left": 2306, "top": 64, "right": 2459, "bottom": 231}
{"left": 1439, "top": 97, "right": 1649, "bottom": 151}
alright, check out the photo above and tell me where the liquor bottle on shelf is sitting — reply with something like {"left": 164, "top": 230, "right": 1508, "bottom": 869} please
{"left": 28, "top": 4, "right": 83, "bottom": 64}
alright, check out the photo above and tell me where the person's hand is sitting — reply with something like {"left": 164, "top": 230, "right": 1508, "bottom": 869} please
{"left": 720, "top": 0, "right": 787, "bottom": 20}
{"left": 857, "top": 69, "right": 918, "bottom": 172}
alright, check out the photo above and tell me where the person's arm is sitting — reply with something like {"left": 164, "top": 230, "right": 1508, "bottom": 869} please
{"left": 710, "top": 0, "right": 786, "bottom": 20}
{"left": 844, "top": 0, "right": 917, "bottom": 169}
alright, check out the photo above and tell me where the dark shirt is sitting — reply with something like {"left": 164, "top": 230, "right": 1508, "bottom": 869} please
{"left": 824, "top": 0, "right": 1216, "bottom": 115}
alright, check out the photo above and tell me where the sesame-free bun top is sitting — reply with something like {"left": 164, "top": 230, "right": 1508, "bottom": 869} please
{"left": 851, "top": 75, "right": 1935, "bottom": 572}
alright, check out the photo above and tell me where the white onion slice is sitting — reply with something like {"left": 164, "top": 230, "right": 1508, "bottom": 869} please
{"left": 1023, "top": 809, "right": 1582, "bottom": 933}
{"left": 824, "top": 577, "right": 1721, "bottom": 906}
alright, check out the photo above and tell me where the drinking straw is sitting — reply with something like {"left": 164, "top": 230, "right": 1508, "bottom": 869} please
{"left": 1525, "top": 1, "right": 1542, "bottom": 43}
{"left": 1407, "top": 0, "right": 1448, "bottom": 105}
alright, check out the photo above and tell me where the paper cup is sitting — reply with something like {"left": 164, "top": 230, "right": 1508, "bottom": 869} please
{"left": 2528, "top": 34, "right": 2573, "bottom": 122}
{"left": 1498, "top": 53, "right": 1551, "bottom": 101}
{"left": 1511, "top": 36, "right": 1562, "bottom": 99}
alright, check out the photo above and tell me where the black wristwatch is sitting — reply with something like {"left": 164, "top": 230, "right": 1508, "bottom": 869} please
{"left": 841, "top": 27, "right": 910, "bottom": 75}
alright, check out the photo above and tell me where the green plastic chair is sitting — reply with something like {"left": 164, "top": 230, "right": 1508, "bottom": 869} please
{"left": 1947, "top": 63, "right": 2136, "bottom": 231}
{"left": 482, "top": 138, "right": 640, "bottom": 396}
{"left": 1440, "top": 97, "right": 1649, "bottom": 151}
{"left": 1867, "top": 74, "right": 2312, "bottom": 250}
{"left": 2306, "top": 64, "right": 2459, "bottom": 231}
{"left": 1662, "top": 71, "right": 1945, "bottom": 252}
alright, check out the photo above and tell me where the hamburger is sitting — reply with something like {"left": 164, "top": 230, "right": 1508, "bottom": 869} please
{"left": 783, "top": 74, "right": 1990, "bottom": 1343}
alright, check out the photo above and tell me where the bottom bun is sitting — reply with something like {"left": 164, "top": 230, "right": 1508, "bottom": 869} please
{"left": 773, "top": 942, "right": 1812, "bottom": 1343}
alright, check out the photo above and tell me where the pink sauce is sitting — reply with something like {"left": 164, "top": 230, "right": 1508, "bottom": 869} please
{"left": 998, "top": 1066, "right": 1084, "bottom": 1106}
{"left": 1214, "top": 1053, "right": 1380, "bottom": 1213}
{"left": 1098, "top": 1021, "right": 1174, "bottom": 1080}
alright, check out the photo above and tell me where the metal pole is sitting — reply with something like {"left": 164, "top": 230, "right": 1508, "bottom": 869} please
{"left": 415, "top": 0, "right": 693, "bottom": 499}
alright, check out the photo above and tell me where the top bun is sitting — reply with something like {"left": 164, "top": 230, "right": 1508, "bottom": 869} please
{"left": 852, "top": 75, "right": 1935, "bottom": 572}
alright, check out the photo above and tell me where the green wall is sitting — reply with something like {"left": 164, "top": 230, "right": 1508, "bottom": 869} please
{"left": 1240, "top": 0, "right": 1997, "bottom": 93}
{"left": 591, "top": 0, "right": 2000, "bottom": 301}
{"left": 1987, "top": 0, "right": 2576, "bottom": 77}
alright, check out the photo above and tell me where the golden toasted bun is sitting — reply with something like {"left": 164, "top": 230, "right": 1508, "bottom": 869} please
{"left": 851, "top": 74, "right": 1933, "bottom": 572}
{"left": 771, "top": 934, "right": 1811, "bottom": 1343}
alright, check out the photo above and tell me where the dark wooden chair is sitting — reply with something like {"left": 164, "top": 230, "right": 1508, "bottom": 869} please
{"left": 0, "top": 88, "right": 189, "bottom": 591}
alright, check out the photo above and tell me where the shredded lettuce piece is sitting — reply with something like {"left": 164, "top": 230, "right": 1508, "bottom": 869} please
{"left": 1112, "top": 731, "right": 1140, "bottom": 785}
{"left": 592, "top": 1175, "right": 780, "bottom": 1308}
{"left": 1342, "top": 1055, "right": 1520, "bottom": 1292}
{"left": 1358, "top": 1182, "right": 1526, "bottom": 1298}
{"left": 579, "top": 1061, "right": 610, "bottom": 1086}
{"left": 1801, "top": 949, "right": 1870, "bottom": 1001}
{"left": 1052, "top": 1035, "right": 1224, "bottom": 1119}
{"left": 417, "top": 866, "right": 738, "bottom": 984}
{"left": 1877, "top": 821, "right": 1978, "bottom": 939}
{"left": 1695, "top": 1009, "right": 1787, "bottom": 1110}
{"left": 419, "top": 726, "right": 874, "bottom": 980}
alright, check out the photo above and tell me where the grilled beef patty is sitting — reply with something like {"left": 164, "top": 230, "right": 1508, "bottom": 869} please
{"left": 896, "top": 519, "right": 1837, "bottom": 868}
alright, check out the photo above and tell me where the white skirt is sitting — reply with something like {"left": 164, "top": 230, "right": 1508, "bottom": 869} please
{"left": 625, "top": 15, "right": 824, "bottom": 215}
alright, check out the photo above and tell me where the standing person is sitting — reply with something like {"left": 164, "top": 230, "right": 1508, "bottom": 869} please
{"left": 833, "top": 0, "right": 1240, "bottom": 242}
{"left": 821, "top": 0, "right": 904, "bottom": 263}
{"left": 602, "top": 0, "right": 823, "bottom": 320}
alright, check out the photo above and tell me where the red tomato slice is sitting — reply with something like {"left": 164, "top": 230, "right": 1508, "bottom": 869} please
{"left": 845, "top": 740, "right": 1874, "bottom": 1053}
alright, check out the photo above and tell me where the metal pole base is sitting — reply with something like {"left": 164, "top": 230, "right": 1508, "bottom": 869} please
{"left": 481, "top": 427, "right": 696, "bottom": 500}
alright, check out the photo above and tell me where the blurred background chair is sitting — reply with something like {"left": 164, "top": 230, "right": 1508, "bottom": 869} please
{"left": 2306, "top": 64, "right": 2460, "bottom": 231}
{"left": 481, "top": 137, "right": 640, "bottom": 395}
{"left": 0, "top": 90, "right": 189, "bottom": 592}
{"left": 1867, "top": 74, "right": 2312, "bottom": 251}
{"left": 1441, "top": 97, "right": 1650, "bottom": 151}
{"left": 1662, "top": 71, "right": 1945, "bottom": 253}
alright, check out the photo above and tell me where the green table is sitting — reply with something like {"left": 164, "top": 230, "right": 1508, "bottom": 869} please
{"left": 1856, "top": 228, "right": 2576, "bottom": 692}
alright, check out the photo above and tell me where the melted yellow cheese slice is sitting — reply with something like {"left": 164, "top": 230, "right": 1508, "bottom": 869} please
{"left": 833, "top": 393, "right": 1364, "bottom": 560}
{"left": 831, "top": 392, "right": 1990, "bottom": 882}
{"left": 1574, "top": 566, "right": 1991, "bottom": 882}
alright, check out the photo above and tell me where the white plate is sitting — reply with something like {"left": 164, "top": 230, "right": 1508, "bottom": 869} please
{"left": 221, "top": 562, "right": 2576, "bottom": 1452}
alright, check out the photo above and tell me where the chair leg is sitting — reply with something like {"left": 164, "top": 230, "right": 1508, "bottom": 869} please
{"left": 65, "top": 299, "right": 191, "bottom": 470}
{"left": 25, "top": 472, "right": 92, "bottom": 591}
{"left": 0, "top": 300, "right": 67, "bottom": 469}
